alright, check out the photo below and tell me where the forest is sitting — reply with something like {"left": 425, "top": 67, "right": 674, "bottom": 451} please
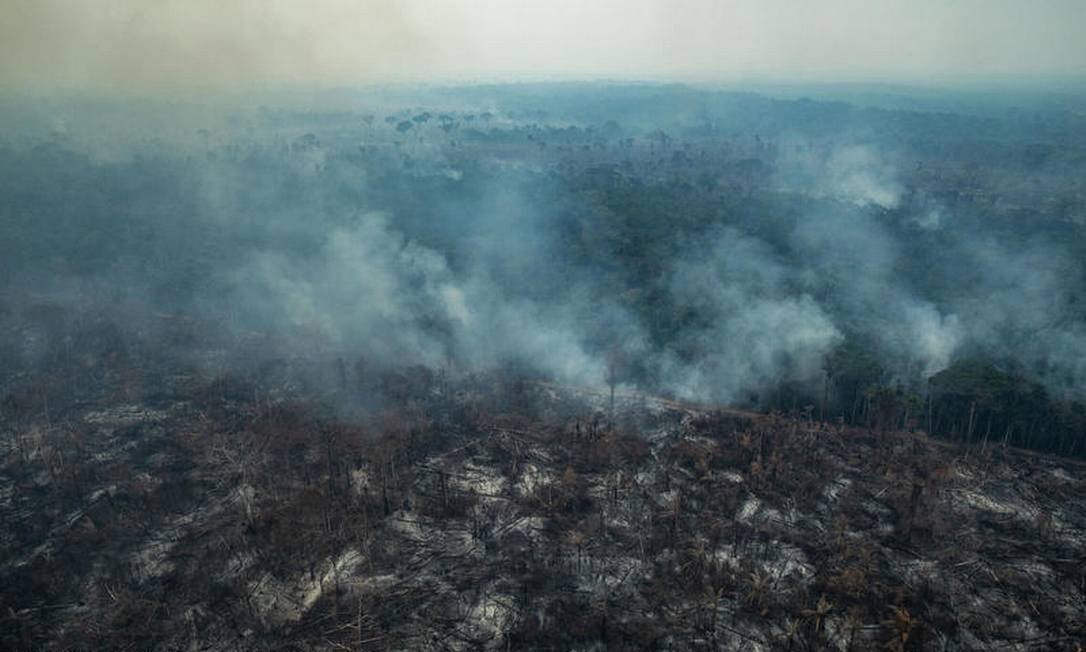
{"left": 3, "top": 84, "right": 1085, "bottom": 456}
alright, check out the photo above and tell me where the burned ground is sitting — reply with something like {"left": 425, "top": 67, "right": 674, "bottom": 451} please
{"left": 2, "top": 334, "right": 1084, "bottom": 651}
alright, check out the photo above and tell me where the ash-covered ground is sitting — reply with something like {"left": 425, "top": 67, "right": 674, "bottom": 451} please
{"left": 2, "top": 341, "right": 1083, "bottom": 651}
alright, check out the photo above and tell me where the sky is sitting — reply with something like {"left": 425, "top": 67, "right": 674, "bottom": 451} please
{"left": 2, "top": 0, "right": 1085, "bottom": 94}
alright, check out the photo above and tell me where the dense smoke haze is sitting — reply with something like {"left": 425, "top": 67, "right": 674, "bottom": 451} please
{"left": 3, "top": 0, "right": 1086, "bottom": 92}
{"left": 3, "top": 84, "right": 1085, "bottom": 422}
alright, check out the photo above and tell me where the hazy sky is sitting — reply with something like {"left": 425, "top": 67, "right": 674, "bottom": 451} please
{"left": 2, "top": 0, "right": 1084, "bottom": 93}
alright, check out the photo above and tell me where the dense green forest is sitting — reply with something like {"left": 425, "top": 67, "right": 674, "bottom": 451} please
{"left": 2, "top": 84, "right": 1085, "bottom": 455}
